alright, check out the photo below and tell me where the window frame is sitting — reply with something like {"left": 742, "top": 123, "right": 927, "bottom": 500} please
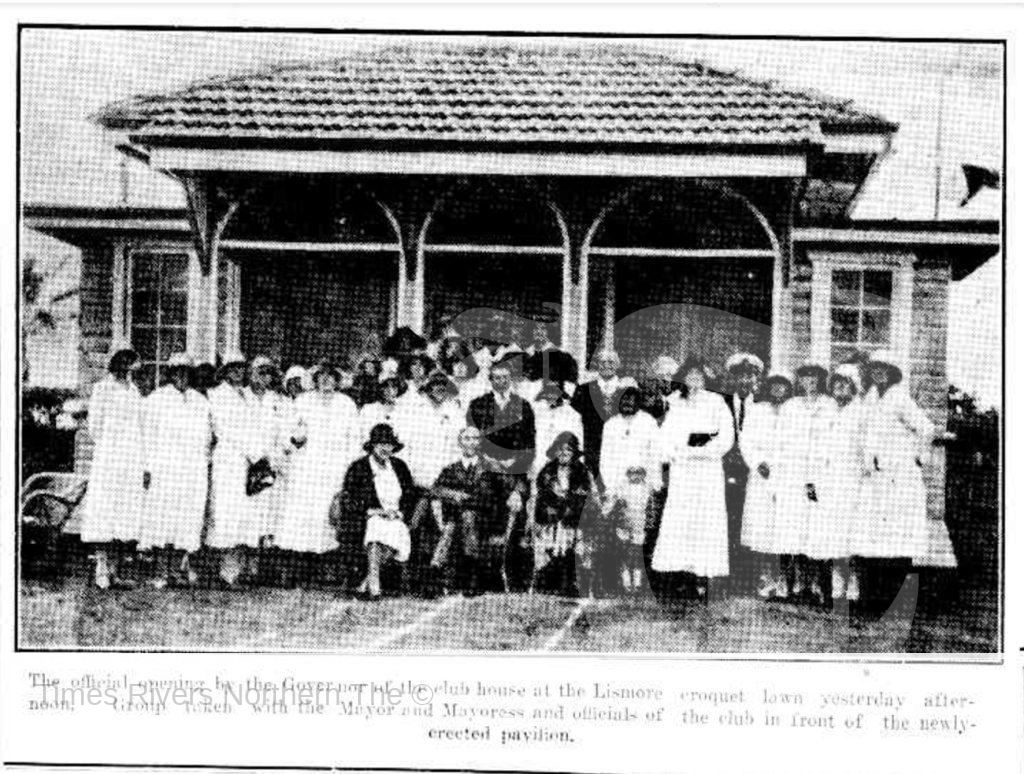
{"left": 809, "top": 249, "right": 914, "bottom": 369}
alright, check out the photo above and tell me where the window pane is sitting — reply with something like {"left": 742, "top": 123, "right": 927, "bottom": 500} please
{"left": 831, "top": 269, "right": 861, "bottom": 306}
{"left": 831, "top": 308, "right": 859, "bottom": 343}
{"left": 861, "top": 309, "right": 891, "bottom": 344}
{"left": 161, "top": 292, "right": 188, "bottom": 326}
{"left": 132, "top": 328, "right": 157, "bottom": 361}
{"left": 132, "top": 257, "right": 159, "bottom": 290}
{"left": 863, "top": 270, "right": 893, "bottom": 304}
{"left": 160, "top": 255, "right": 190, "bottom": 294}
{"left": 132, "top": 290, "right": 158, "bottom": 325}
{"left": 159, "top": 328, "right": 188, "bottom": 361}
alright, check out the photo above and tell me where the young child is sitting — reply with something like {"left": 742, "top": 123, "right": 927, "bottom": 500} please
{"left": 609, "top": 465, "right": 654, "bottom": 595}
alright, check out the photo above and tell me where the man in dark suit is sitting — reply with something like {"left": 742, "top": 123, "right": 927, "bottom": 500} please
{"left": 466, "top": 357, "right": 536, "bottom": 589}
{"left": 722, "top": 352, "right": 764, "bottom": 593}
{"left": 569, "top": 348, "right": 635, "bottom": 481}
{"left": 412, "top": 426, "right": 509, "bottom": 595}
{"left": 523, "top": 321, "right": 579, "bottom": 388}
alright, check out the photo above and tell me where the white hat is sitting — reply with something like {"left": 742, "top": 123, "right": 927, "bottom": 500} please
{"left": 220, "top": 349, "right": 247, "bottom": 367}
{"left": 166, "top": 352, "right": 194, "bottom": 369}
{"left": 652, "top": 355, "right": 680, "bottom": 379}
{"left": 725, "top": 352, "right": 765, "bottom": 373}
{"left": 284, "top": 365, "right": 309, "bottom": 383}
{"left": 831, "top": 363, "right": 863, "bottom": 394}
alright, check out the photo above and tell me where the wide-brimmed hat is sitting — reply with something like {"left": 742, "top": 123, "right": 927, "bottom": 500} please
{"left": 725, "top": 352, "right": 765, "bottom": 374}
{"left": 363, "top": 423, "right": 404, "bottom": 453}
{"left": 421, "top": 370, "right": 458, "bottom": 397}
{"left": 866, "top": 350, "right": 904, "bottom": 382}
{"left": 220, "top": 349, "right": 247, "bottom": 368}
{"left": 249, "top": 355, "right": 278, "bottom": 380}
{"left": 794, "top": 362, "right": 828, "bottom": 381}
{"left": 166, "top": 352, "right": 195, "bottom": 370}
{"left": 283, "top": 365, "right": 312, "bottom": 391}
{"left": 310, "top": 360, "right": 343, "bottom": 385}
{"left": 830, "top": 363, "right": 863, "bottom": 395}
{"left": 652, "top": 355, "right": 680, "bottom": 380}
{"left": 545, "top": 430, "right": 582, "bottom": 460}
{"left": 763, "top": 371, "right": 794, "bottom": 390}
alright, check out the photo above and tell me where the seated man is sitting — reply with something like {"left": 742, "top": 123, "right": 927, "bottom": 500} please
{"left": 412, "top": 426, "right": 528, "bottom": 595}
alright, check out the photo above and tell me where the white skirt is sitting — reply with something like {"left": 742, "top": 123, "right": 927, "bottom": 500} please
{"left": 364, "top": 514, "right": 411, "bottom": 563}
{"left": 849, "top": 465, "right": 930, "bottom": 559}
{"left": 651, "top": 459, "right": 729, "bottom": 578}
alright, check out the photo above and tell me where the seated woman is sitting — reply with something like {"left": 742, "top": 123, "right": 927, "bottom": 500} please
{"left": 531, "top": 431, "right": 598, "bottom": 596}
{"left": 332, "top": 423, "right": 419, "bottom": 600}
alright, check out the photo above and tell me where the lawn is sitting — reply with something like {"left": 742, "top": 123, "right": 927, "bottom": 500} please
{"left": 18, "top": 573, "right": 998, "bottom": 654}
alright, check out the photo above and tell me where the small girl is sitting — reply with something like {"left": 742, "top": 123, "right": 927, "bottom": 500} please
{"left": 610, "top": 465, "right": 654, "bottom": 595}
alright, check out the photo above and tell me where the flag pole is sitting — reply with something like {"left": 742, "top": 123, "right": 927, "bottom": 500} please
{"left": 933, "top": 73, "right": 945, "bottom": 220}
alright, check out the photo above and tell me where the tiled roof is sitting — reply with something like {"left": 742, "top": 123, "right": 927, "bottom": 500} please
{"left": 97, "top": 41, "right": 896, "bottom": 147}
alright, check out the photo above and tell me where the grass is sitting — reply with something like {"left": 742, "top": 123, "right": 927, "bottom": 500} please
{"left": 18, "top": 572, "right": 998, "bottom": 654}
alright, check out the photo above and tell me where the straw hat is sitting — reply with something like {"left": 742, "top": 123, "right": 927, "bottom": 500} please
{"left": 725, "top": 352, "right": 765, "bottom": 373}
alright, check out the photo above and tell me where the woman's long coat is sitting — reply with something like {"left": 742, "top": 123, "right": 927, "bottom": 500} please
{"left": 137, "top": 385, "right": 212, "bottom": 551}
{"left": 79, "top": 377, "right": 147, "bottom": 544}
{"left": 850, "top": 384, "right": 935, "bottom": 559}
{"left": 651, "top": 389, "right": 734, "bottom": 577}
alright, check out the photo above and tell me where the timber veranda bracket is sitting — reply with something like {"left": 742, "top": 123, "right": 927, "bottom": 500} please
{"left": 179, "top": 174, "right": 251, "bottom": 275}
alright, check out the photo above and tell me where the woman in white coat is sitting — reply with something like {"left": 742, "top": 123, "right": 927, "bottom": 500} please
{"left": 79, "top": 349, "right": 147, "bottom": 589}
{"left": 739, "top": 372, "right": 793, "bottom": 599}
{"left": 851, "top": 351, "right": 936, "bottom": 575}
{"left": 651, "top": 357, "right": 735, "bottom": 597}
{"left": 138, "top": 354, "right": 212, "bottom": 588}
{"left": 532, "top": 381, "right": 585, "bottom": 479}
{"left": 394, "top": 371, "right": 463, "bottom": 489}
{"left": 599, "top": 386, "right": 659, "bottom": 495}
{"left": 815, "top": 365, "right": 868, "bottom": 602}
{"left": 776, "top": 363, "right": 836, "bottom": 605}
{"left": 205, "top": 352, "right": 265, "bottom": 586}
{"left": 277, "top": 362, "right": 360, "bottom": 578}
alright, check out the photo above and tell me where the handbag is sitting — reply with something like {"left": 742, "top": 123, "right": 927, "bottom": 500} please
{"left": 246, "top": 457, "right": 276, "bottom": 496}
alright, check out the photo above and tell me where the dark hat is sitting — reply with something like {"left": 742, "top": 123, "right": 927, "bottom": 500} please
{"left": 545, "top": 430, "right": 582, "bottom": 460}
{"left": 311, "top": 360, "right": 343, "bottom": 385}
{"left": 536, "top": 379, "right": 568, "bottom": 402}
{"left": 794, "top": 362, "right": 829, "bottom": 381}
{"left": 421, "top": 370, "right": 458, "bottom": 397}
{"left": 363, "top": 423, "right": 404, "bottom": 453}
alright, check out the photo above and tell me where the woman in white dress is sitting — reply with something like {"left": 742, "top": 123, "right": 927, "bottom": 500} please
{"left": 651, "top": 357, "right": 735, "bottom": 598}
{"left": 739, "top": 372, "right": 793, "bottom": 599}
{"left": 277, "top": 362, "right": 360, "bottom": 578}
{"left": 244, "top": 357, "right": 290, "bottom": 547}
{"left": 776, "top": 363, "right": 836, "bottom": 605}
{"left": 359, "top": 376, "right": 407, "bottom": 440}
{"left": 395, "top": 371, "right": 463, "bottom": 489}
{"left": 205, "top": 352, "right": 266, "bottom": 587}
{"left": 850, "top": 351, "right": 936, "bottom": 588}
{"left": 599, "top": 386, "right": 660, "bottom": 495}
{"left": 138, "top": 354, "right": 212, "bottom": 588}
{"left": 79, "top": 349, "right": 147, "bottom": 589}
{"left": 532, "top": 381, "right": 584, "bottom": 479}
{"left": 815, "top": 364, "right": 868, "bottom": 602}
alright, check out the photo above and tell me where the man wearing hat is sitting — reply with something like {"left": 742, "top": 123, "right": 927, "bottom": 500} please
{"left": 137, "top": 353, "right": 212, "bottom": 588}
{"left": 522, "top": 320, "right": 579, "bottom": 397}
{"left": 723, "top": 351, "right": 765, "bottom": 592}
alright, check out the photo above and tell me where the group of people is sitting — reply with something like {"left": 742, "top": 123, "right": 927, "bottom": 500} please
{"left": 77, "top": 317, "right": 939, "bottom": 611}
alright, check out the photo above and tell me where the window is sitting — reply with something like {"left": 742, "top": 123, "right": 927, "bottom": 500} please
{"left": 129, "top": 250, "right": 190, "bottom": 393}
{"left": 829, "top": 268, "right": 894, "bottom": 365}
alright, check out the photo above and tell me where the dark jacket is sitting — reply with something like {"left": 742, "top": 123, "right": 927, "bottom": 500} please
{"left": 569, "top": 380, "right": 628, "bottom": 473}
{"left": 331, "top": 455, "right": 418, "bottom": 555}
{"left": 524, "top": 346, "right": 579, "bottom": 385}
{"left": 431, "top": 457, "right": 514, "bottom": 537}
{"left": 534, "top": 458, "right": 595, "bottom": 529}
{"left": 467, "top": 391, "right": 536, "bottom": 474}
{"left": 723, "top": 393, "right": 752, "bottom": 477}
